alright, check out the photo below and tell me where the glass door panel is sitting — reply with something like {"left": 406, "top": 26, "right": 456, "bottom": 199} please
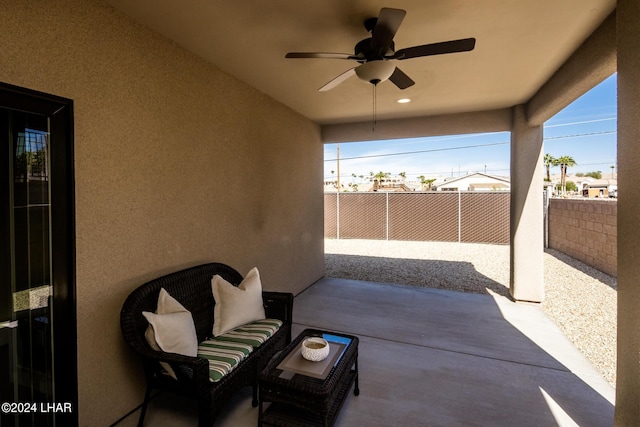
{"left": 1, "top": 108, "right": 54, "bottom": 427}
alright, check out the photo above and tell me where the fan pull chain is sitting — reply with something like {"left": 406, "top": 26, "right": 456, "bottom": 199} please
{"left": 372, "top": 83, "right": 377, "bottom": 132}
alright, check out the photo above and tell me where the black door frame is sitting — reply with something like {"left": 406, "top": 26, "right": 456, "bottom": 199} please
{"left": 0, "top": 82, "right": 77, "bottom": 426}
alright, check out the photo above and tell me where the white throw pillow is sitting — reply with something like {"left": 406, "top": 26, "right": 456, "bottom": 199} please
{"left": 143, "top": 288, "right": 198, "bottom": 379}
{"left": 211, "top": 267, "right": 266, "bottom": 337}
{"left": 156, "top": 287, "right": 188, "bottom": 314}
{"left": 143, "top": 311, "right": 198, "bottom": 355}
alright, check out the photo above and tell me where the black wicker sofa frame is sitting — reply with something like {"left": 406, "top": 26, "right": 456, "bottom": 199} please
{"left": 120, "top": 262, "right": 293, "bottom": 426}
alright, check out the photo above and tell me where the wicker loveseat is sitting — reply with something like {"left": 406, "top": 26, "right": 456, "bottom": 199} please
{"left": 120, "top": 262, "right": 293, "bottom": 426}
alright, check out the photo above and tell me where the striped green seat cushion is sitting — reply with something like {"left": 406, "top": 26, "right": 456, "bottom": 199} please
{"left": 198, "top": 319, "right": 283, "bottom": 382}
{"left": 197, "top": 339, "right": 253, "bottom": 382}
{"left": 214, "top": 319, "right": 283, "bottom": 348}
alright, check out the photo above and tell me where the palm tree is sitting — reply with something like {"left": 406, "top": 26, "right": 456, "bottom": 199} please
{"left": 372, "top": 171, "right": 389, "bottom": 190}
{"left": 417, "top": 175, "right": 436, "bottom": 191}
{"left": 543, "top": 154, "right": 556, "bottom": 182}
{"left": 556, "top": 155, "right": 577, "bottom": 194}
{"left": 373, "top": 171, "right": 388, "bottom": 183}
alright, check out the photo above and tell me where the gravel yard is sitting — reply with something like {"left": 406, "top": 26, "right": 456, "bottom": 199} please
{"left": 324, "top": 238, "right": 617, "bottom": 386}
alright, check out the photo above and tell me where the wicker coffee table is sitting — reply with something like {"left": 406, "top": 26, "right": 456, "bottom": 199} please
{"left": 258, "top": 329, "right": 359, "bottom": 427}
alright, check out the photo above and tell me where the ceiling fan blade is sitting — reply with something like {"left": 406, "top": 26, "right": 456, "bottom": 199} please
{"left": 394, "top": 38, "right": 476, "bottom": 60}
{"left": 318, "top": 68, "right": 357, "bottom": 92}
{"left": 371, "top": 8, "right": 406, "bottom": 56}
{"left": 389, "top": 67, "right": 415, "bottom": 89}
{"left": 286, "top": 52, "right": 355, "bottom": 60}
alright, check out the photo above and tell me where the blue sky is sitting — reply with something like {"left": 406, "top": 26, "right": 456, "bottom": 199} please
{"left": 324, "top": 74, "right": 617, "bottom": 181}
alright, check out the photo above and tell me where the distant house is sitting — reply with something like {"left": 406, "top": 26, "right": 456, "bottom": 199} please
{"left": 367, "top": 175, "right": 415, "bottom": 192}
{"left": 434, "top": 172, "right": 510, "bottom": 192}
{"left": 549, "top": 174, "right": 618, "bottom": 198}
{"left": 576, "top": 177, "right": 618, "bottom": 198}
{"left": 323, "top": 176, "right": 411, "bottom": 192}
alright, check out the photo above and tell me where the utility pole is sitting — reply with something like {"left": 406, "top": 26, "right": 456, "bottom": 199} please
{"left": 336, "top": 144, "right": 341, "bottom": 192}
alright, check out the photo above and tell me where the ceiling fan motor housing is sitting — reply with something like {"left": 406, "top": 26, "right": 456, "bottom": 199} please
{"left": 355, "top": 38, "right": 396, "bottom": 61}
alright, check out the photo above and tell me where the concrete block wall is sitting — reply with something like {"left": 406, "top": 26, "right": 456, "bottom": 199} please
{"left": 548, "top": 198, "right": 617, "bottom": 277}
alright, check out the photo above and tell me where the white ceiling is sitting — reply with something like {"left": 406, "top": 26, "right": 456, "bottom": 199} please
{"left": 104, "top": 0, "right": 615, "bottom": 125}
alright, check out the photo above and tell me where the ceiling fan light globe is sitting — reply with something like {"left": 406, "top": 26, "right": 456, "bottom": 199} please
{"left": 355, "top": 60, "right": 395, "bottom": 85}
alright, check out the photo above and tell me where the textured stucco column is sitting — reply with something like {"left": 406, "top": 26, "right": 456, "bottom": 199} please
{"left": 616, "top": 0, "right": 640, "bottom": 424}
{"left": 509, "top": 105, "right": 544, "bottom": 302}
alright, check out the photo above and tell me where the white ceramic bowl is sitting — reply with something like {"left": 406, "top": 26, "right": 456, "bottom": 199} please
{"left": 301, "top": 337, "right": 330, "bottom": 362}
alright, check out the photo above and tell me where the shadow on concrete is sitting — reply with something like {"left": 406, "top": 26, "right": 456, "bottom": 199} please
{"left": 325, "top": 253, "right": 511, "bottom": 298}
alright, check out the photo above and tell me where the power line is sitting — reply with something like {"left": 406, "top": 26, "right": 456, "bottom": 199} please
{"left": 324, "top": 129, "right": 618, "bottom": 180}
{"left": 568, "top": 161, "right": 617, "bottom": 168}
{"left": 544, "top": 130, "right": 616, "bottom": 140}
{"left": 325, "top": 129, "right": 617, "bottom": 162}
{"left": 545, "top": 117, "right": 616, "bottom": 128}
{"left": 325, "top": 141, "right": 510, "bottom": 162}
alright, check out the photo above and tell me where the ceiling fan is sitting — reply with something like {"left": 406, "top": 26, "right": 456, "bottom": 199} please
{"left": 285, "top": 7, "right": 476, "bottom": 91}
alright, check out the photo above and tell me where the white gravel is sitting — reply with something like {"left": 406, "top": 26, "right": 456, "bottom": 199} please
{"left": 324, "top": 238, "right": 617, "bottom": 386}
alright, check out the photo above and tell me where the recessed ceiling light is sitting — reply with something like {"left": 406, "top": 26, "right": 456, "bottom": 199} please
{"left": 397, "top": 98, "right": 411, "bottom": 104}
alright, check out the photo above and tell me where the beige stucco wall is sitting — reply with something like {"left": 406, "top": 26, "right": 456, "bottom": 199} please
{"left": 0, "top": 0, "right": 324, "bottom": 425}
{"left": 509, "top": 105, "right": 544, "bottom": 302}
{"left": 616, "top": 0, "right": 640, "bottom": 424}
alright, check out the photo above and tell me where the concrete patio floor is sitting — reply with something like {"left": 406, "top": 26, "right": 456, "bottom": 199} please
{"left": 120, "top": 277, "right": 615, "bottom": 426}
